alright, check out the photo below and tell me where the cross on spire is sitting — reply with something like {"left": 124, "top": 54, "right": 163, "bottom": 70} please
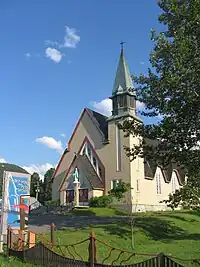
{"left": 120, "top": 41, "right": 125, "bottom": 50}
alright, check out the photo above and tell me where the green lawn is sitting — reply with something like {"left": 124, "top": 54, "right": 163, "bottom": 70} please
{"left": 53, "top": 210, "right": 200, "bottom": 266}
{"left": 65, "top": 207, "right": 126, "bottom": 216}
{"left": 2, "top": 210, "right": 200, "bottom": 266}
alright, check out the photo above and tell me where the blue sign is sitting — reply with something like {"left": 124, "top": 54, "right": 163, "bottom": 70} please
{"left": 1, "top": 172, "right": 31, "bottom": 234}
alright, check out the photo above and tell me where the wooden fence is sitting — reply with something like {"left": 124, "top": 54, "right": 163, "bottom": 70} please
{"left": 7, "top": 230, "right": 189, "bottom": 267}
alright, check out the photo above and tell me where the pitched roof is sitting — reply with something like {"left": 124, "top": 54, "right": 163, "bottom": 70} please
{"left": 86, "top": 108, "right": 108, "bottom": 140}
{"left": 60, "top": 154, "right": 104, "bottom": 191}
{"left": 0, "top": 163, "right": 29, "bottom": 197}
{"left": 112, "top": 48, "right": 135, "bottom": 96}
{"left": 144, "top": 158, "right": 186, "bottom": 185}
{"left": 78, "top": 154, "right": 104, "bottom": 189}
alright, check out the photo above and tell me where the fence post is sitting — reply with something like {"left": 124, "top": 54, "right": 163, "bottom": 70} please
{"left": 158, "top": 253, "right": 165, "bottom": 267}
{"left": 7, "top": 227, "right": 11, "bottom": 252}
{"left": 7, "top": 227, "right": 13, "bottom": 254}
{"left": 50, "top": 223, "right": 55, "bottom": 246}
{"left": 88, "top": 231, "right": 97, "bottom": 267}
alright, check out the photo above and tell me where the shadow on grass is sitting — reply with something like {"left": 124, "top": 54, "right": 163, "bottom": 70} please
{"left": 67, "top": 208, "right": 96, "bottom": 216}
{"left": 91, "top": 216, "right": 200, "bottom": 242}
{"left": 29, "top": 211, "right": 200, "bottom": 242}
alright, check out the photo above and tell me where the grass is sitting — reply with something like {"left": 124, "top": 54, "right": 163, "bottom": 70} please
{"left": 51, "top": 210, "right": 200, "bottom": 266}
{"left": 2, "top": 209, "right": 200, "bottom": 266}
{"left": 65, "top": 207, "right": 126, "bottom": 216}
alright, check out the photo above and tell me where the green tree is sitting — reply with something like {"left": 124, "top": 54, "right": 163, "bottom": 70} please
{"left": 43, "top": 168, "right": 55, "bottom": 202}
{"left": 121, "top": 0, "right": 200, "bottom": 209}
{"left": 30, "top": 172, "right": 40, "bottom": 197}
{"left": 108, "top": 182, "right": 131, "bottom": 201}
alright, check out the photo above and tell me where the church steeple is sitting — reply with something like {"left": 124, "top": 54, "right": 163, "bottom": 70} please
{"left": 109, "top": 44, "right": 136, "bottom": 119}
{"left": 112, "top": 42, "right": 135, "bottom": 96}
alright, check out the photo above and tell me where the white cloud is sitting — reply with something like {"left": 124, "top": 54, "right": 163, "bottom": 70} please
{"left": 23, "top": 163, "right": 55, "bottom": 179}
{"left": 35, "top": 136, "right": 63, "bottom": 153}
{"left": 91, "top": 98, "right": 112, "bottom": 117}
{"left": 90, "top": 98, "right": 145, "bottom": 117}
{"left": 45, "top": 40, "right": 59, "bottom": 47}
{"left": 137, "top": 101, "right": 145, "bottom": 110}
{"left": 45, "top": 47, "right": 62, "bottom": 63}
{"left": 0, "top": 157, "right": 6, "bottom": 163}
{"left": 25, "top": 52, "right": 32, "bottom": 59}
{"left": 140, "top": 61, "right": 145, "bottom": 65}
{"left": 60, "top": 133, "right": 66, "bottom": 138}
{"left": 62, "top": 26, "right": 80, "bottom": 48}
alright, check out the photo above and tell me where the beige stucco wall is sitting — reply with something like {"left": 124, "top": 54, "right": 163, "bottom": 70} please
{"left": 133, "top": 167, "right": 181, "bottom": 210}
{"left": 52, "top": 110, "right": 104, "bottom": 200}
{"left": 92, "top": 190, "right": 104, "bottom": 197}
{"left": 96, "top": 120, "right": 131, "bottom": 195}
{"left": 55, "top": 110, "right": 104, "bottom": 178}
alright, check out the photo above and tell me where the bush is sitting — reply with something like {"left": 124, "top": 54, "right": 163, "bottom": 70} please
{"left": 45, "top": 199, "right": 60, "bottom": 206}
{"left": 89, "top": 195, "right": 113, "bottom": 207}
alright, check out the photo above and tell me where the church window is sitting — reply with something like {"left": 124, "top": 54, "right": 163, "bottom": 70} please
{"left": 93, "top": 156, "right": 97, "bottom": 168}
{"left": 82, "top": 145, "right": 86, "bottom": 155}
{"left": 111, "top": 179, "right": 121, "bottom": 190}
{"left": 172, "top": 173, "right": 179, "bottom": 193}
{"left": 87, "top": 145, "right": 91, "bottom": 159}
{"left": 156, "top": 173, "right": 161, "bottom": 194}
{"left": 130, "top": 96, "right": 135, "bottom": 109}
{"left": 136, "top": 179, "right": 140, "bottom": 192}
{"left": 116, "top": 124, "right": 121, "bottom": 171}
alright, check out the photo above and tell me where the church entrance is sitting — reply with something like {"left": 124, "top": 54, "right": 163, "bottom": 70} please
{"left": 66, "top": 189, "right": 74, "bottom": 203}
{"left": 66, "top": 188, "right": 89, "bottom": 204}
{"left": 79, "top": 188, "right": 88, "bottom": 203}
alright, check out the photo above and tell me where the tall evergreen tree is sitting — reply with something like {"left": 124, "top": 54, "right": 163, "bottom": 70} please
{"left": 43, "top": 168, "right": 55, "bottom": 202}
{"left": 30, "top": 172, "right": 40, "bottom": 198}
{"left": 121, "top": 0, "right": 200, "bottom": 209}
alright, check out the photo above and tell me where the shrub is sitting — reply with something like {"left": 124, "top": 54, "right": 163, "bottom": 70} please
{"left": 89, "top": 195, "right": 113, "bottom": 207}
{"left": 45, "top": 199, "right": 60, "bottom": 206}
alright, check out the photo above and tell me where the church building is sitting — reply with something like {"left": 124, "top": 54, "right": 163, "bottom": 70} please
{"left": 52, "top": 46, "right": 185, "bottom": 212}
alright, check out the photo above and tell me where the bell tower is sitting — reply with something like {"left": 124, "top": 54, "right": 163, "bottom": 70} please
{"left": 109, "top": 42, "right": 137, "bottom": 120}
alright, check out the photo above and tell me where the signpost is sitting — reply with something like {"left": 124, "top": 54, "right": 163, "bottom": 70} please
{"left": 0, "top": 171, "right": 31, "bottom": 250}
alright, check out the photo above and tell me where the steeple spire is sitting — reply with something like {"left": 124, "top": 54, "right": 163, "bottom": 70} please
{"left": 112, "top": 43, "right": 135, "bottom": 96}
{"left": 108, "top": 44, "right": 137, "bottom": 120}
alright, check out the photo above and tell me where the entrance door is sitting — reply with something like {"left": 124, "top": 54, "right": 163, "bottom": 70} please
{"left": 66, "top": 190, "right": 74, "bottom": 203}
{"left": 79, "top": 188, "right": 88, "bottom": 203}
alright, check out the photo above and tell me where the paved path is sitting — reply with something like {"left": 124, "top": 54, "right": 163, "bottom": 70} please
{"left": 28, "top": 215, "right": 129, "bottom": 234}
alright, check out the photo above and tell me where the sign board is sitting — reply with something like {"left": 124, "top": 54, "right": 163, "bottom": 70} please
{"left": 0, "top": 171, "right": 31, "bottom": 235}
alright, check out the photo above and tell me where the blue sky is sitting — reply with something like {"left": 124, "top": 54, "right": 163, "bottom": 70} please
{"left": 0, "top": 1, "right": 163, "bottom": 177}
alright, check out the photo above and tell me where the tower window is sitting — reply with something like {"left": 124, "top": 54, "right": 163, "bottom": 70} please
{"left": 118, "top": 96, "right": 124, "bottom": 107}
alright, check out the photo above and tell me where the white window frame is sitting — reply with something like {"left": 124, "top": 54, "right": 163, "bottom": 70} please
{"left": 111, "top": 179, "right": 121, "bottom": 190}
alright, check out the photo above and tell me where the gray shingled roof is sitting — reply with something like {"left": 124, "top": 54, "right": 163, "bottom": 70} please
{"left": 75, "top": 154, "right": 104, "bottom": 189}
{"left": 144, "top": 157, "right": 186, "bottom": 185}
{"left": 86, "top": 108, "right": 108, "bottom": 141}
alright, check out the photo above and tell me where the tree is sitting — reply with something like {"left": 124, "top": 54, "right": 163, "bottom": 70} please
{"left": 108, "top": 182, "right": 131, "bottom": 201}
{"left": 43, "top": 168, "right": 55, "bottom": 202}
{"left": 30, "top": 172, "right": 40, "bottom": 198}
{"left": 109, "top": 182, "right": 137, "bottom": 250}
{"left": 121, "top": 0, "right": 200, "bottom": 209}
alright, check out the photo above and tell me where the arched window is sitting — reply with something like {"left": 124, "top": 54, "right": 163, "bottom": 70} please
{"left": 156, "top": 173, "right": 161, "bottom": 194}
{"left": 172, "top": 172, "right": 179, "bottom": 193}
